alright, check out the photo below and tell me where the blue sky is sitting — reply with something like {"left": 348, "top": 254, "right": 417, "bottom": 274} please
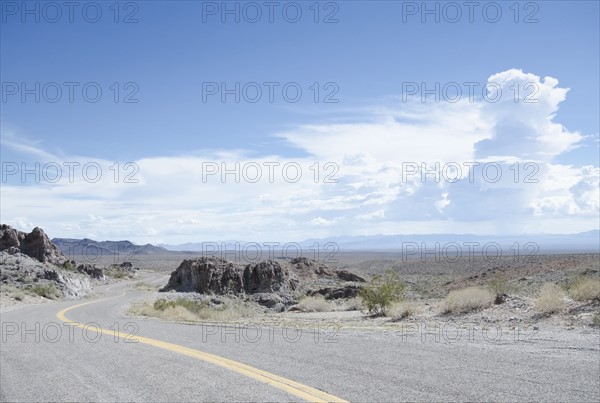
{"left": 1, "top": 0, "right": 599, "bottom": 243}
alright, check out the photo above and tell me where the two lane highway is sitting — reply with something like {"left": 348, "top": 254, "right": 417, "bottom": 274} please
{"left": 2, "top": 275, "right": 599, "bottom": 401}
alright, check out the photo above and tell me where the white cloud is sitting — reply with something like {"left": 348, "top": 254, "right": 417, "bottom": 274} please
{"left": 1, "top": 69, "right": 597, "bottom": 243}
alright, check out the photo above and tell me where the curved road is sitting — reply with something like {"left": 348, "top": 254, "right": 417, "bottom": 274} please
{"left": 1, "top": 273, "right": 599, "bottom": 402}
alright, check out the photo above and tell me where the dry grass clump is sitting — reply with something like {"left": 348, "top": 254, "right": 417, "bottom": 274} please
{"left": 343, "top": 297, "right": 365, "bottom": 311}
{"left": 295, "top": 295, "right": 335, "bottom": 312}
{"left": 131, "top": 302, "right": 198, "bottom": 322}
{"left": 441, "top": 287, "right": 493, "bottom": 314}
{"left": 534, "top": 283, "right": 566, "bottom": 315}
{"left": 389, "top": 301, "right": 420, "bottom": 319}
{"left": 568, "top": 277, "right": 600, "bottom": 301}
{"left": 129, "top": 297, "right": 257, "bottom": 322}
{"left": 134, "top": 282, "right": 157, "bottom": 291}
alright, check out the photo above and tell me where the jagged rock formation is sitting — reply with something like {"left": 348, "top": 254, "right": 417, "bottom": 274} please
{"left": 161, "top": 257, "right": 298, "bottom": 296}
{"left": 0, "top": 225, "right": 65, "bottom": 263}
{"left": 160, "top": 256, "right": 366, "bottom": 311}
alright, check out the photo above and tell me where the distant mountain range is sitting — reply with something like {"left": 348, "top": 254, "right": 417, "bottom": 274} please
{"left": 159, "top": 231, "right": 600, "bottom": 253}
{"left": 52, "top": 238, "right": 171, "bottom": 261}
{"left": 52, "top": 230, "right": 599, "bottom": 260}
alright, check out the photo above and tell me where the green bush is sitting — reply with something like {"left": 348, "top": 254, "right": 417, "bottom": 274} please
{"left": 173, "top": 298, "right": 209, "bottom": 314}
{"left": 488, "top": 273, "right": 509, "bottom": 304}
{"left": 359, "top": 269, "right": 405, "bottom": 316}
{"left": 153, "top": 298, "right": 176, "bottom": 311}
{"left": 31, "top": 283, "right": 61, "bottom": 299}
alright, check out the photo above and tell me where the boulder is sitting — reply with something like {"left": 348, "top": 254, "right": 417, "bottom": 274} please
{"left": 77, "top": 264, "right": 105, "bottom": 279}
{"left": 336, "top": 270, "right": 366, "bottom": 283}
{"left": 0, "top": 225, "right": 22, "bottom": 249}
{"left": 308, "top": 285, "right": 362, "bottom": 300}
{"left": 119, "top": 261, "right": 135, "bottom": 271}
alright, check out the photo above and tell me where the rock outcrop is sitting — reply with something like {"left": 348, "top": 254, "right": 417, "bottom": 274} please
{"left": 77, "top": 263, "right": 105, "bottom": 279}
{"left": 308, "top": 285, "right": 362, "bottom": 300}
{"left": 160, "top": 256, "right": 367, "bottom": 310}
{"left": 336, "top": 269, "right": 366, "bottom": 283}
{"left": 161, "top": 257, "right": 298, "bottom": 297}
{"left": 0, "top": 251, "right": 92, "bottom": 299}
{"left": 244, "top": 260, "right": 298, "bottom": 294}
{"left": 0, "top": 225, "right": 65, "bottom": 263}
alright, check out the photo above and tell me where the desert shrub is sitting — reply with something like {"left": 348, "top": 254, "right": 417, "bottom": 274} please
{"left": 62, "top": 261, "right": 76, "bottom": 271}
{"left": 173, "top": 298, "right": 210, "bottom": 314}
{"left": 389, "top": 301, "right": 419, "bottom": 319}
{"left": 442, "top": 287, "right": 493, "bottom": 314}
{"left": 534, "top": 283, "right": 565, "bottom": 315}
{"left": 153, "top": 298, "right": 176, "bottom": 311}
{"left": 111, "top": 270, "right": 127, "bottom": 279}
{"left": 343, "top": 297, "right": 365, "bottom": 311}
{"left": 359, "top": 269, "right": 405, "bottom": 316}
{"left": 592, "top": 313, "right": 600, "bottom": 328}
{"left": 488, "top": 273, "right": 509, "bottom": 304}
{"left": 132, "top": 302, "right": 197, "bottom": 322}
{"left": 568, "top": 277, "right": 600, "bottom": 301}
{"left": 134, "top": 282, "right": 156, "bottom": 291}
{"left": 296, "top": 295, "right": 334, "bottom": 312}
{"left": 31, "top": 283, "right": 61, "bottom": 299}
{"left": 2, "top": 285, "right": 26, "bottom": 301}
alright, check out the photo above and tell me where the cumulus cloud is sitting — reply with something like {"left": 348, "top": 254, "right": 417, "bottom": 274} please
{"left": 0, "top": 69, "right": 597, "bottom": 243}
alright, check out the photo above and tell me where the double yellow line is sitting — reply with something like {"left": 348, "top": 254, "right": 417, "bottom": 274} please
{"left": 57, "top": 299, "right": 347, "bottom": 402}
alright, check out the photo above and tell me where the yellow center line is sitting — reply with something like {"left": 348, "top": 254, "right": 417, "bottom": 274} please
{"left": 56, "top": 297, "right": 348, "bottom": 403}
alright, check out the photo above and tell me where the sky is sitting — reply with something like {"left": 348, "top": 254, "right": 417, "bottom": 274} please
{"left": 1, "top": 0, "right": 599, "bottom": 244}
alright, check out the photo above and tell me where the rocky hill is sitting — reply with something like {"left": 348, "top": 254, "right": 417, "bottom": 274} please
{"left": 1, "top": 225, "right": 139, "bottom": 308}
{"left": 0, "top": 224, "right": 66, "bottom": 263}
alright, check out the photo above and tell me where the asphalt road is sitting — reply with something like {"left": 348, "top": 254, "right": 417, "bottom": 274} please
{"left": 1, "top": 274, "right": 599, "bottom": 402}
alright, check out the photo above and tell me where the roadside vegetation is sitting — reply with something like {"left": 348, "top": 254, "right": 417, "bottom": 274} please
{"left": 567, "top": 276, "right": 600, "bottom": 301}
{"left": 359, "top": 269, "right": 405, "bottom": 316}
{"left": 295, "top": 295, "right": 336, "bottom": 312}
{"left": 534, "top": 283, "right": 566, "bottom": 315}
{"left": 130, "top": 297, "right": 258, "bottom": 322}
{"left": 488, "top": 273, "right": 509, "bottom": 304}
{"left": 1, "top": 283, "right": 62, "bottom": 300}
{"left": 389, "top": 301, "right": 419, "bottom": 320}
{"left": 134, "top": 281, "right": 158, "bottom": 291}
{"left": 441, "top": 287, "right": 494, "bottom": 314}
